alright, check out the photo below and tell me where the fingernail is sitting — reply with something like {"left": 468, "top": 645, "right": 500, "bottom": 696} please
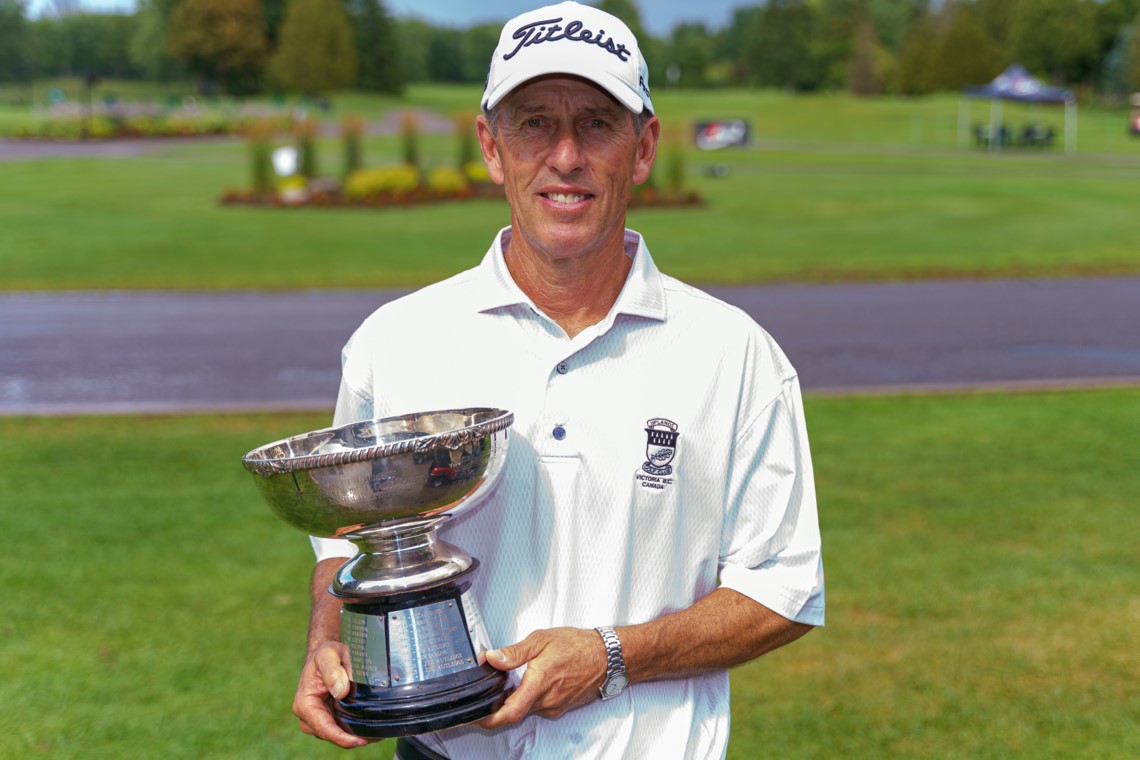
{"left": 487, "top": 649, "right": 505, "bottom": 663}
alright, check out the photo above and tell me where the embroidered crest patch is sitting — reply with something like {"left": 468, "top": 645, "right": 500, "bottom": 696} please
{"left": 641, "top": 418, "right": 679, "bottom": 477}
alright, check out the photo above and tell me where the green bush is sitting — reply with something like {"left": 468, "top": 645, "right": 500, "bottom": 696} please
{"left": 344, "top": 164, "right": 421, "bottom": 199}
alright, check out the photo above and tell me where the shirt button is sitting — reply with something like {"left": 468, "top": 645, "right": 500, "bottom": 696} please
{"left": 556, "top": 362, "right": 569, "bottom": 375}
{"left": 552, "top": 425, "right": 566, "bottom": 440}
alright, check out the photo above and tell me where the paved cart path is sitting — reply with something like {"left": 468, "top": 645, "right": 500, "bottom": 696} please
{"left": 2, "top": 278, "right": 1138, "bottom": 416}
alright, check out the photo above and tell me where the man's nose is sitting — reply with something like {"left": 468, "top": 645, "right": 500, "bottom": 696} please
{"left": 546, "top": 125, "right": 586, "bottom": 175}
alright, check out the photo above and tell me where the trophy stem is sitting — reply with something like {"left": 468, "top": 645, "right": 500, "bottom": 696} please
{"left": 332, "top": 519, "right": 476, "bottom": 599}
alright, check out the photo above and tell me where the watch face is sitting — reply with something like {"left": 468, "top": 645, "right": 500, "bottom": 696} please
{"left": 604, "top": 674, "right": 628, "bottom": 697}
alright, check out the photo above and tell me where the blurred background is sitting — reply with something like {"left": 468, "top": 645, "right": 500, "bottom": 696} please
{"left": 1, "top": 1, "right": 1138, "bottom": 758}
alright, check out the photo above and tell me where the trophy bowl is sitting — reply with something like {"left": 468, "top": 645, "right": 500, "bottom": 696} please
{"left": 242, "top": 408, "right": 513, "bottom": 738}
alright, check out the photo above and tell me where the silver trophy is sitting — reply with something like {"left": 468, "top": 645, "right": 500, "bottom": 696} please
{"left": 242, "top": 408, "right": 513, "bottom": 738}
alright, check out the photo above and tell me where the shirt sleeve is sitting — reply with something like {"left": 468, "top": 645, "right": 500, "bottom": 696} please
{"left": 309, "top": 337, "right": 374, "bottom": 562}
{"left": 718, "top": 376, "right": 825, "bottom": 626}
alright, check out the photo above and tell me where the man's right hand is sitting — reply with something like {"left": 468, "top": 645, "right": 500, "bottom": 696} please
{"left": 293, "top": 640, "right": 370, "bottom": 748}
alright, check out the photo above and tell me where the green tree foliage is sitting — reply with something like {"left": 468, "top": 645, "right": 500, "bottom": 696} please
{"left": 846, "top": 13, "right": 886, "bottom": 95}
{"left": 739, "top": 0, "right": 821, "bottom": 90}
{"left": 262, "top": 0, "right": 288, "bottom": 47}
{"left": 130, "top": 0, "right": 180, "bottom": 81}
{"left": 812, "top": 0, "right": 863, "bottom": 88}
{"left": 30, "top": 12, "right": 141, "bottom": 78}
{"left": 596, "top": 0, "right": 648, "bottom": 50}
{"left": 969, "top": 0, "right": 1016, "bottom": 50}
{"left": 1009, "top": 0, "right": 1099, "bottom": 83}
{"left": 394, "top": 19, "right": 431, "bottom": 83}
{"left": 268, "top": 0, "right": 357, "bottom": 95}
{"left": 1103, "top": 21, "right": 1140, "bottom": 96}
{"left": 167, "top": 0, "right": 269, "bottom": 94}
{"left": 1094, "top": 0, "right": 1140, "bottom": 61}
{"left": 1128, "top": 24, "right": 1140, "bottom": 93}
{"left": 928, "top": 3, "right": 1003, "bottom": 90}
{"left": 665, "top": 22, "right": 712, "bottom": 88}
{"left": 865, "top": 0, "right": 927, "bottom": 52}
{"left": 895, "top": 3, "right": 1003, "bottom": 95}
{"left": 893, "top": 10, "right": 937, "bottom": 94}
{"left": 342, "top": 0, "right": 403, "bottom": 94}
{"left": 0, "top": 0, "right": 32, "bottom": 82}
{"left": 426, "top": 26, "right": 465, "bottom": 83}
{"left": 462, "top": 23, "right": 501, "bottom": 83}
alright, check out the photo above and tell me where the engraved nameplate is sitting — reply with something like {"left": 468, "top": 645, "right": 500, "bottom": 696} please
{"left": 387, "top": 599, "right": 476, "bottom": 685}
{"left": 342, "top": 610, "right": 390, "bottom": 688}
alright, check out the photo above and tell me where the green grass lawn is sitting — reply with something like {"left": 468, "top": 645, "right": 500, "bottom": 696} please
{"left": 1, "top": 389, "right": 1137, "bottom": 758}
{"left": 2, "top": 84, "right": 1140, "bottom": 289}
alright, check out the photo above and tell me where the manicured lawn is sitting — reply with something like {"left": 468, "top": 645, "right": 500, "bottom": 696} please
{"left": 2, "top": 85, "right": 1140, "bottom": 289}
{"left": 1, "top": 389, "right": 1136, "bottom": 758}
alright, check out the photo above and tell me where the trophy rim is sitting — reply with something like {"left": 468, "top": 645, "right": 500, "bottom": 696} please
{"left": 241, "top": 407, "right": 514, "bottom": 478}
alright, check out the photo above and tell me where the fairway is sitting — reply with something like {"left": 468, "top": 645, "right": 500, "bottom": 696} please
{"left": 1, "top": 389, "right": 1136, "bottom": 759}
{"left": 2, "top": 86, "right": 1140, "bottom": 290}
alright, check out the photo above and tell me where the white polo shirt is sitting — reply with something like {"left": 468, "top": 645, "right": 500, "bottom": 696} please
{"left": 313, "top": 228, "right": 824, "bottom": 760}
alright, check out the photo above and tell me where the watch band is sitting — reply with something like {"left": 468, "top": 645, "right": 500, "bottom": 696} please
{"left": 595, "top": 625, "right": 628, "bottom": 700}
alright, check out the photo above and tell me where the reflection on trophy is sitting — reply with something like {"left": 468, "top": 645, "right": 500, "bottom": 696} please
{"left": 242, "top": 408, "right": 513, "bottom": 738}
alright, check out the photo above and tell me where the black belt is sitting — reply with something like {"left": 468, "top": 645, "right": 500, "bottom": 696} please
{"left": 395, "top": 736, "right": 449, "bottom": 760}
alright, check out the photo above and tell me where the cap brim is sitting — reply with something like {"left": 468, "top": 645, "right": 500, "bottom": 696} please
{"left": 482, "top": 65, "right": 650, "bottom": 115}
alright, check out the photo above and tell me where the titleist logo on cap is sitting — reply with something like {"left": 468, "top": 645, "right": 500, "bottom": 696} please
{"left": 503, "top": 16, "right": 632, "bottom": 62}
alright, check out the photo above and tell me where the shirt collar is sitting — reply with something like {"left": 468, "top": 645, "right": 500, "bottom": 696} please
{"left": 468, "top": 226, "right": 667, "bottom": 322}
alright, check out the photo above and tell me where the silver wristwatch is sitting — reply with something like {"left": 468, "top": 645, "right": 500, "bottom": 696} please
{"left": 595, "top": 626, "right": 628, "bottom": 701}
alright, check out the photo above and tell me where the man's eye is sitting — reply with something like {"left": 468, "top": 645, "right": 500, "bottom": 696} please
{"left": 524, "top": 118, "right": 543, "bottom": 128}
{"left": 590, "top": 119, "right": 607, "bottom": 128}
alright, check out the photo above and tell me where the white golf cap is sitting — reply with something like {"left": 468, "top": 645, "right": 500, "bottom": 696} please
{"left": 482, "top": 1, "right": 654, "bottom": 115}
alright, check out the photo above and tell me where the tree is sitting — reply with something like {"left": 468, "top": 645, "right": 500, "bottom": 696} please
{"left": 1103, "top": 21, "right": 1140, "bottom": 96}
{"left": 342, "top": 0, "right": 402, "bottom": 94}
{"left": 894, "top": 10, "right": 938, "bottom": 94}
{"left": 666, "top": 22, "right": 713, "bottom": 88}
{"left": 395, "top": 18, "right": 432, "bottom": 83}
{"left": 846, "top": 14, "right": 884, "bottom": 95}
{"left": 426, "top": 26, "right": 465, "bottom": 83}
{"left": 1008, "top": 0, "right": 1099, "bottom": 83}
{"left": 596, "top": 0, "right": 648, "bottom": 51}
{"left": 0, "top": 0, "right": 31, "bottom": 83}
{"left": 928, "top": 4, "right": 1002, "bottom": 91}
{"left": 130, "top": 0, "right": 182, "bottom": 81}
{"left": 268, "top": 0, "right": 357, "bottom": 95}
{"left": 866, "top": 0, "right": 927, "bottom": 52}
{"left": 167, "top": 0, "right": 269, "bottom": 94}
{"left": 740, "top": 0, "right": 821, "bottom": 91}
{"left": 29, "top": 12, "right": 141, "bottom": 79}
{"left": 462, "top": 23, "right": 502, "bottom": 83}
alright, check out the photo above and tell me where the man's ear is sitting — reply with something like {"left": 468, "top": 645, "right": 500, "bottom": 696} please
{"left": 633, "top": 115, "right": 660, "bottom": 185}
{"left": 476, "top": 115, "right": 505, "bottom": 185}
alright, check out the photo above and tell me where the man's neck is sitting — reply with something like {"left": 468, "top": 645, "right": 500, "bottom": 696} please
{"left": 504, "top": 230, "right": 633, "bottom": 340}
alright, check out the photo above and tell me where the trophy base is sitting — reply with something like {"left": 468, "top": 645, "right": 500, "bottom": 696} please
{"left": 334, "top": 571, "right": 510, "bottom": 739}
{"left": 336, "top": 661, "right": 510, "bottom": 738}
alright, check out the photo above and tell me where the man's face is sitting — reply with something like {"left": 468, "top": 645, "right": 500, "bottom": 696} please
{"left": 477, "top": 76, "right": 659, "bottom": 265}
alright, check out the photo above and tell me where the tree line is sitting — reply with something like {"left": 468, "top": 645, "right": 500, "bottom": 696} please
{"left": 2, "top": 0, "right": 1140, "bottom": 100}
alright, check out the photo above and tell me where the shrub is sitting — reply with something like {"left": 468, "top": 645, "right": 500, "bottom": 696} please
{"left": 344, "top": 165, "right": 421, "bottom": 200}
{"left": 426, "top": 166, "right": 468, "bottom": 196}
{"left": 246, "top": 119, "right": 278, "bottom": 198}
{"left": 294, "top": 117, "right": 320, "bottom": 178}
{"left": 464, "top": 161, "right": 490, "bottom": 184}
{"left": 400, "top": 110, "right": 420, "bottom": 169}
{"left": 341, "top": 114, "right": 365, "bottom": 178}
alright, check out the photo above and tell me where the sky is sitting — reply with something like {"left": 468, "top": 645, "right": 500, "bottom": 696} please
{"left": 27, "top": 0, "right": 743, "bottom": 37}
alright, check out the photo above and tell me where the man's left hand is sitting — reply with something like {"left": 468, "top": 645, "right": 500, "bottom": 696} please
{"left": 477, "top": 627, "right": 608, "bottom": 728}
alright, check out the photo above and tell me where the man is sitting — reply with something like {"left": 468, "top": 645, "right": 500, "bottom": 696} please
{"left": 293, "top": 2, "right": 824, "bottom": 758}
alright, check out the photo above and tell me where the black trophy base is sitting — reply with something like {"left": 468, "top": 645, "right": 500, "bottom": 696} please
{"left": 336, "top": 660, "right": 510, "bottom": 738}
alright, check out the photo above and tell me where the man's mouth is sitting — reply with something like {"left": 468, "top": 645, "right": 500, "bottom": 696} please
{"left": 543, "top": 192, "right": 590, "bottom": 204}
